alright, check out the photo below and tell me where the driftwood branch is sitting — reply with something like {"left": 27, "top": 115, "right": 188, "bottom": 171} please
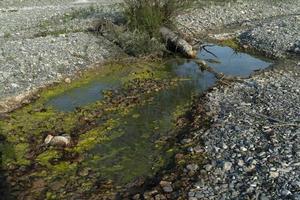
{"left": 194, "top": 59, "right": 243, "bottom": 85}
{"left": 200, "top": 44, "right": 218, "bottom": 58}
{"left": 160, "top": 27, "right": 196, "bottom": 58}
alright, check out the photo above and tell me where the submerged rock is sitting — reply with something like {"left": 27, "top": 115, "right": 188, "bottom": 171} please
{"left": 160, "top": 181, "right": 173, "bottom": 193}
{"left": 44, "top": 134, "right": 71, "bottom": 147}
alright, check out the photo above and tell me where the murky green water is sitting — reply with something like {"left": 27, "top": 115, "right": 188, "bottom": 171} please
{"left": 46, "top": 79, "right": 120, "bottom": 112}
{"left": 47, "top": 45, "right": 271, "bottom": 112}
{"left": 86, "top": 84, "right": 195, "bottom": 184}
{"left": 45, "top": 45, "right": 271, "bottom": 185}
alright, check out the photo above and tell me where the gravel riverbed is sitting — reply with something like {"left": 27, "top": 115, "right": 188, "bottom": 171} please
{"left": 177, "top": 0, "right": 300, "bottom": 57}
{"left": 0, "top": 0, "right": 123, "bottom": 112}
{"left": 240, "top": 15, "right": 300, "bottom": 58}
{"left": 187, "top": 65, "right": 300, "bottom": 200}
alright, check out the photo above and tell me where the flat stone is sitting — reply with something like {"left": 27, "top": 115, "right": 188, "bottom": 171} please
{"left": 162, "top": 186, "right": 173, "bottom": 193}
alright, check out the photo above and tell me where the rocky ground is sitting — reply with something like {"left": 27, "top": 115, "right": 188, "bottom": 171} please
{"left": 0, "top": 0, "right": 123, "bottom": 112}
{"left": 177, "top": 0, "right": 300, "bottom": 57}
{"left": 135, "top": 58, "right": 300, "bottom": 200}
{"left": 186, "top": 64, "right": 300, "bottom": 200}
{"left": 240, "top": 15, "right": 300, "bottom": 57}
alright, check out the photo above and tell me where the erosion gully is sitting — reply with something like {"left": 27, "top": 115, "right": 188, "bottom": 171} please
{"left": 0, "top": 44, "right": 271, "bottom": 199}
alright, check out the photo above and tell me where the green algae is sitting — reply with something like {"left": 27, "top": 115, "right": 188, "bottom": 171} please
{"left": 219, "top": 38, "right": 240, "bottom": 50}
{"left": 79, "top": 84, "right": 194, "bottom": 185}
{"left": 0, "top": 58, "right": 211, "bottom": 198}
{"left": 51, "top": 162, "right": 77, "bottom": 176}
{"left": 0, "top": 143, "right": 30, "bottom": 167}
{"left": 0, "top": 60, "right": 174, "bottom": 190}
{"left": 73, "top": 119, "right": 119, "bottom": 153}
{"left": 36, "top": 150, "right": 60, "bottom": 167}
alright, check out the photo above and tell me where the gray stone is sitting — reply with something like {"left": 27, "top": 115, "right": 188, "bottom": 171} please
{"left": 187, "top": 164, "right": 199, "bottom": 172}
{"left": 162, "top": 186, "right": 173, "bottom": 193}
{"left": 223, "top": 162, "right": 232, "bottom": 171}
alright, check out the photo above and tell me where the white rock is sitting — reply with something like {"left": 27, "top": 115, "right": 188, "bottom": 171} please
{"left": 240, "top": 147, "right": 247, "bottom": 152}
{"left": 269, "top": 171, "right": 279, "bottom": 178}
{"left": 64, "top": 77, "right": 71, "bottom": 83}
{"left": 44, "top": 134, "right": 71, "bottom": 146}
{"left": 223, "top": 162, "right": 232, "bottom": 171}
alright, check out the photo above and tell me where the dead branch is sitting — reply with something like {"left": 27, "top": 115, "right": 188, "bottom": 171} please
{"left": 160, "top": 26, "right": 196, "bottom": 58}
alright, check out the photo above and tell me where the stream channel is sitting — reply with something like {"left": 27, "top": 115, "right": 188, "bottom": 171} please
{"left": 0, "top": 45, "right": 272, "bottom": 198}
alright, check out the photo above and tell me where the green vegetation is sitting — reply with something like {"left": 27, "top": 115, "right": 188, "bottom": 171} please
{"left": 0, "top": 60, "right": 184, "bottom": 198}
{"left": 96, "top": 0, "right": 196, "bottom": 57}
{"left": 220, "top": 38, "right": 240, "bottom": 50}
{"left": 123, "top": 0, "right": 193, "bottom": 37}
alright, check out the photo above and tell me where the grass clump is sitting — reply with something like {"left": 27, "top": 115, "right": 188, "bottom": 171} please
{"left": 97, "top": 0, "right": 195, "bottom": 57}
{"left": 123, "top": 0, "right": 194, "bottom": 37}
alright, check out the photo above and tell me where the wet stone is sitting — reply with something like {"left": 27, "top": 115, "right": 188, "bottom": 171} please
{"left": 193, "top": 145, "right": 205, "bottom": 153}
{"left": 49, "top": 180, "right": 67, "bottom": 191}
{"left": 78, "top": 168, "right": 90, "bottom": 177}
{"left": 155, "top": 194, "right": 167, "bottom": 200}
{"left": 132, "top": 194, "right": 141, "bottom": 200}
{"left": 187, "top": 164, "right": 199, "bottom": 172}
{"left": 204, "top": 164, "right": 213, "bottom": 172}
{"left": 259, "top": 193, "right": 270, "bottom": 200}
{"left": 188, "top": 191, "right": 195, "bottom": 197}
{"left": 160, "top": 181, "right": 173, "bottom": 193}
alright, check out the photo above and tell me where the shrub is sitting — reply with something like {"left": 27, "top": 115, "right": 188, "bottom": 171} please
{"left": 123, "top": 0, "right": 194, "bottom": 37}
{"left": 96, "top": 0, "right": 195, "bottom": 57}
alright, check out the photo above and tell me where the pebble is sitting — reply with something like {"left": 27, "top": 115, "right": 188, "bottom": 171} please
{"left": 204, "top": 164, "right": 213, "bottom": 172}
{"left": 160, "top": 181, "right": 173, "bottom": 193}
{"left": 64, "top": 77, "right": 71, "bottom": 84}
{"left": 223, "top": 162, "right": 232, "bottom": 171}
{"left": 237, "top": 160, "right": 244, "bottom": 167}
{"left": 186, "top": 164, "right": 199, "bottom": 172}
{"left": 44, "top": 134, "right": 71, "bottom": 147}
{"left": 269, "top": 171, "right": 279, "bottom": 178}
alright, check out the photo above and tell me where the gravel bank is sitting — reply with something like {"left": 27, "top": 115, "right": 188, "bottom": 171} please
{"left": 177, "top": 0, "right": 300, "bottom": 58}
{"left": 186, "top": 64, "right": 300, "bottom": 199}
{"left": 240, "top": 15, "right": 300, "bottom": 57}
{"left": 0, "top": 33, "right": 121, "bottom": 96}
{"left": 0, "top": 0, "right": 123, "bottom": 112}
{"left": 177, "top": 0, "right": 300, "bottom": 35}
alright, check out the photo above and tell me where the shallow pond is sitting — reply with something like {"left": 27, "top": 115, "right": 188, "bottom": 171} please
{"left": 0, "top": 45, "right": 272, "bottom": 198}
{"left": 44, "top": 45, "right": 271, "bottom": 185}
{"left": 47, "top": 45, "right": 271, "bottom": 112}
{"left": 46, "top": 80, "right": 119, "bottom": 112}
{"left": 198, "top": 45, "right": 271, "bottom": 77}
